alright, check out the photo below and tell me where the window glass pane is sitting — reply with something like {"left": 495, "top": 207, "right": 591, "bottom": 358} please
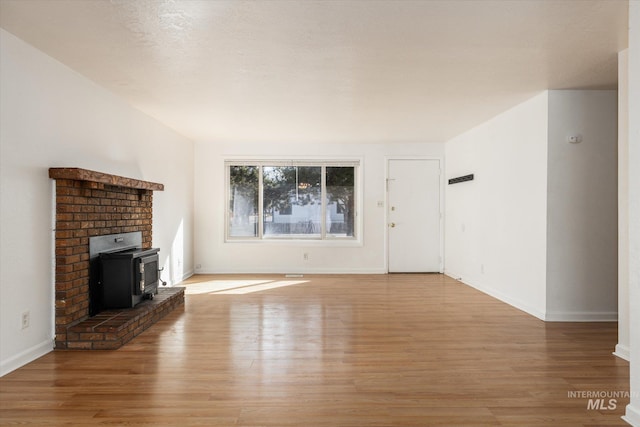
{"left": 263, "top": 166, "right": 322, "bottom": 237}
{"left": 326, "top": 167, "right": 355, "bottom": 237}
{"left": 229, "top": 166, "right": 259, "bottom": 237}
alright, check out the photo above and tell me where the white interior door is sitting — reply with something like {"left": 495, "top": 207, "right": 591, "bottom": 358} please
{"left": 387, "top": 159, "right": 441, "bottom": 272}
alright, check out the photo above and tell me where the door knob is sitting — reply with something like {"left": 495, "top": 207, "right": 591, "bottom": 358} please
{"left": 390, "top": 223, "right": 396, "bottom": 228}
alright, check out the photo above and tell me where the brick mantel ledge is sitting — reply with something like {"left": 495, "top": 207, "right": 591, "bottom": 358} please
{"left": 49, "top": 167, "right": 164, "bottom": 191}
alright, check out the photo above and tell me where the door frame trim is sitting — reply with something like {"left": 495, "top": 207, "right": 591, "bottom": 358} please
{"left": 384, "top": 156, "right": 444, "bottom": 273}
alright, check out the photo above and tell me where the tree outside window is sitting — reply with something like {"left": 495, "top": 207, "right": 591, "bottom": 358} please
{"left": 227, "top": 162, "right": 358, "bottom": 240}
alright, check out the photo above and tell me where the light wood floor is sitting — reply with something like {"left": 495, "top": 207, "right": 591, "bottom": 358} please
{"left": 0, "top": 274, "right": 629, "bottom": 426}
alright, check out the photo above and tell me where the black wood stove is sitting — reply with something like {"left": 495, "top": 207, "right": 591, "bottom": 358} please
{"left": 89, "top": 232, "right": 161, "bottom": 315}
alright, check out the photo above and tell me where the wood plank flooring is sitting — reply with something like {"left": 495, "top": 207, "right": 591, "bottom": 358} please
{"left": 0, "top": 274, "right": 629, "bottom": 426}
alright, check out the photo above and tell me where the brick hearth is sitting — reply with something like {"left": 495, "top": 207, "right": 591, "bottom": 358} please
{"left": 66, "top": 287, "right": 184, "bottom": 350}
{"left": 49, "top": 167, "right": 184, "bottom": 350}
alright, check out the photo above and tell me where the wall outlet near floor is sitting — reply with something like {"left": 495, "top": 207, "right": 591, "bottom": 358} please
{"left": 195, "top": 264, "right": 202, "bottom": 269}
{"left": 303, "top": 252, "right": 309, "bottom": 261}
{"left": 21, "top": 311, "right": 30, "bottom": 329}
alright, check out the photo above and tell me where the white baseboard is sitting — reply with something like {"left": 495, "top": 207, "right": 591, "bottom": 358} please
{"left": 614, "top": 344, "right": 630, "bottom": 361}
{"left": 194, "top": 268, "right": 387, "bottom": 275}
{"left": 444, "top": 270, "right": 619, "bottom": 323}
{"left": 0, "top": 339, "right": 53, "bottom": 377}
{"left": 163, "top": 270, "right": 194, "bottom": 286}
{"left": 177, "top": 270, "right": 194, "bottom": 283}
{"left": 444, "top": 272, "right": 546, "bottom": 321}
{"left": 623, "top": 403, "right": 640, "bottom": 426}
{"left": 544, "top": 311, "right": 618, "bottom": 322}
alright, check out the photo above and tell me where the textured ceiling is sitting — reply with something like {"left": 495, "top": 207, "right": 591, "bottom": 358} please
{"left": 0, "top": 0, "right": 629, "bottom": 143}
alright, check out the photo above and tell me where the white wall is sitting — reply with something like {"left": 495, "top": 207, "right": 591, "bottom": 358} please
{"left": 194, "top": 141, "right": 444, "bottom": 274}
{"left": 546, "top": 90, "right": 618, "bottom": 321}
{"left": 445, "top": 90, "right": 618, "bottom": 322}
{"left": 624, "top": 1, "right": 640, "bottom": 425}
{"left": 444, "top": 92, "right": 549, "bottom": 319}
{"left": 617, "top": 49, "right": 630, "bottom": 360}
{"left": 0, "top": 29, "right": 194, "bottom": 376}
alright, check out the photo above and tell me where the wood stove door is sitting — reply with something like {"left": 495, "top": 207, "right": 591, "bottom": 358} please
{"left": 137, "top": 254, "right": 159, "bottom": 295}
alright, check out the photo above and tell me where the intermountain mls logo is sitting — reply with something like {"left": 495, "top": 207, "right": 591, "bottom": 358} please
{"left": 567, "top": 390, "right": 634, "bottom": 411}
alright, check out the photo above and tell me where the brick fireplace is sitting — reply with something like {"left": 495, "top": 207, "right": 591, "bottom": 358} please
{"left": 49, "top": 168, "right": 184, "bottom": 350}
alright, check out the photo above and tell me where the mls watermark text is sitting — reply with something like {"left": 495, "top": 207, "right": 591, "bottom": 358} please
{"left": 568, "top": 390, "right": 634, "bottom": 411}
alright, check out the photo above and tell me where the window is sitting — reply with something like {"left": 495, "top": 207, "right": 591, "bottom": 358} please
{"left": 228, "top": 166, "right": 259, "bottom": 237}
{"left": 227, "top": 161, "right": 359, "bottom": 240}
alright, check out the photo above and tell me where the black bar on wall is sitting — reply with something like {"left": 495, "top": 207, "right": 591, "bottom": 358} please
{"left": 448, "top": 174, "right": 474, "bottom": 185}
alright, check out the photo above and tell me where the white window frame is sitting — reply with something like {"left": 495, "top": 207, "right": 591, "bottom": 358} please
{"left": 225, "top": 159, "right": 361, "bottom": 243}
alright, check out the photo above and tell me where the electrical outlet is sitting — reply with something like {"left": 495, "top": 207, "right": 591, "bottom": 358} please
{"left": 195, "top": 264, "right": 201, "bottom": 269}
{"left": 21, "top": 311, "right": 30, "bottom": 329}
{"left": 303, "top": 252, "right": 309, "bottom": 261}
